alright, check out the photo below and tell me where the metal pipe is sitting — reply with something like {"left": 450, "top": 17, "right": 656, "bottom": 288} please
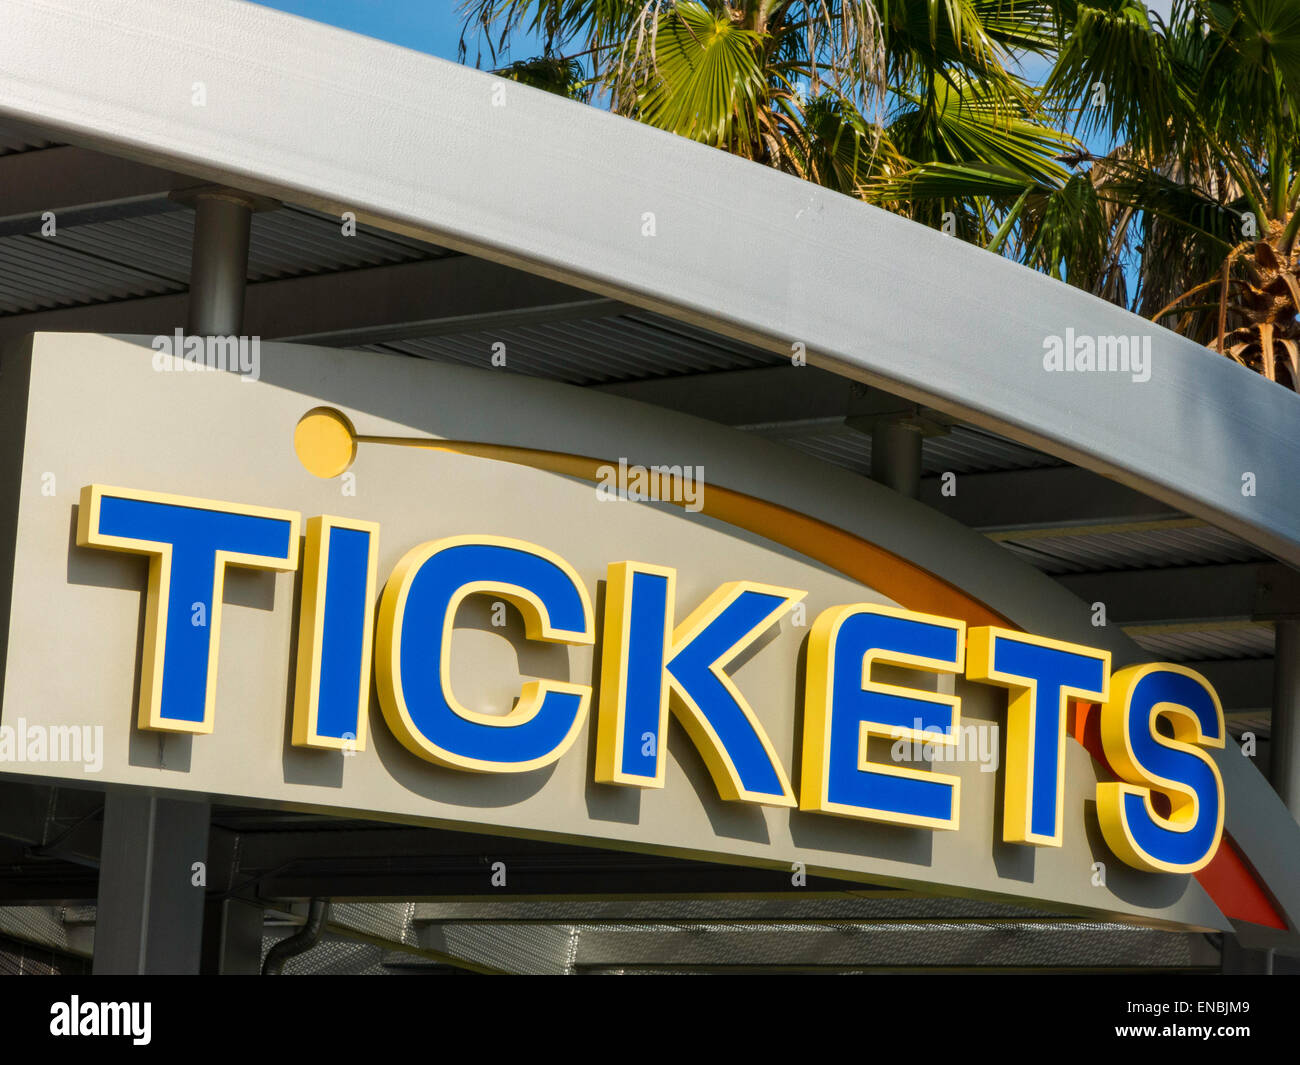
{"left": 262, "top": 898, "right": 330, "bottom": 975}
{"left": 186, "top": 190, "right": 253, "bottom": 337}
{"left": 1271, "top": 621, "right": 1300, "bottom": 823}
{"left": 870, "top": 420, "right": 923, "bottom": 499}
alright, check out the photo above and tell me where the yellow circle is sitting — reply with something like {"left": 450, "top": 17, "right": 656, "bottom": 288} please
{"left": 294, "top": 407, "right": 357, "bottom": 479}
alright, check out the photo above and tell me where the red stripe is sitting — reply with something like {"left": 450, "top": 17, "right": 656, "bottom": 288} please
{"left": 1070, "top": 701, "right": 1287, "bottom": 930}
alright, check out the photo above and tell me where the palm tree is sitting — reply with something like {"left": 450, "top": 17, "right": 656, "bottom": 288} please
{"left": 883, "top": 0, "right": 1300, "bottom": 390}
{"left": 1117, "top": 0, "right": 1300, "bottom": 390}
{"left": 460, "top": 1, "right": 1075, "bottom": 200}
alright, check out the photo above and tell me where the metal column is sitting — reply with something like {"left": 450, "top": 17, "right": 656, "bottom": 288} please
{"left": 93, "top": 185, "right": 260, "bottom": 974}
{"left": 201, "top": 898, "right": 266, "bottom": 974}
{"left": 185, "top": 188, "right": 255, "bottom": 336}
{"left": 92, "top": 791, "right": 211, "bottom": 974}
{"left": 1272, "top": 621, "right": 1300, "bottom": 823}
{"left": 871, "top": 420, "right": 924, "bottom": 499}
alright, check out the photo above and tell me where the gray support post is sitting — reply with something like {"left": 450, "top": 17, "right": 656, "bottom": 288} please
{"left": 92, "top": 186, "right": 260, "bottom": 975}
{"left": 871, "top": 420, "right": 923, "bottom": 499}
{"left": 186, "top": 189, "right": 254, "bottom": 336}
{"left": 202, "top": 898, "right": 266, "bottom": 974}
{"left": 1271, "top": 621, "right": 1300, "bottom": 823}
{"left": 92, "top": 790, "right": 211, "bottom": 974}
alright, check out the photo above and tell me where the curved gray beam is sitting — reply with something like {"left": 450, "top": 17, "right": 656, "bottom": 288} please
{"left": 1, "top": 0, "right": 1298, "bottom": 562}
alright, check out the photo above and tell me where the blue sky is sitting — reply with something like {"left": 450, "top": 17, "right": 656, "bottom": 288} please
{"left": 246, "top": 0, "right": 540, "bottom": 65}
{"left": 247, "top": 0, "right": 1171, "bottom": 83}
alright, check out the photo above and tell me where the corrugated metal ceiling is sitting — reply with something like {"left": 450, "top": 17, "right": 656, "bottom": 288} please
{"left": 1126, "top": 622, "right": 1275, "bottom": 662}
{"left": 0, "top": 122, "right": 55, "bottom": 155}
{"left": 994, "top": 521, "right": 1266, "bottom": 575}
{"left": 0, "top": 204, "right": 453, "bottom": 314}
{"left": 765, "top": 423, "right": 1062, "bottom": 477}
{"left": 368, "top": 310, "right": 788, "bottom": 386}
{"left": 0, "top": 234, "right": 181, "bottom": 314}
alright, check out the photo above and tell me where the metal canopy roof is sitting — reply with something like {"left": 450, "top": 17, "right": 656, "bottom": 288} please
{"left": 0, "top": 0, "right": 1293, "bottom": 973}
{"left": 4, "top": 0, "right": 1294, "bottom": 565}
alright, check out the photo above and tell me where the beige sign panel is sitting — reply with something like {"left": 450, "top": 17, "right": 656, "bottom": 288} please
{"left": 0, "top": 332, "right": 1287, "bottom": 933}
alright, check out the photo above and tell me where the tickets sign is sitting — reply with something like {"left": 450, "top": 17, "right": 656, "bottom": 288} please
{"left": 1, "top": 333, "right": 1295, "bottom": 940}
